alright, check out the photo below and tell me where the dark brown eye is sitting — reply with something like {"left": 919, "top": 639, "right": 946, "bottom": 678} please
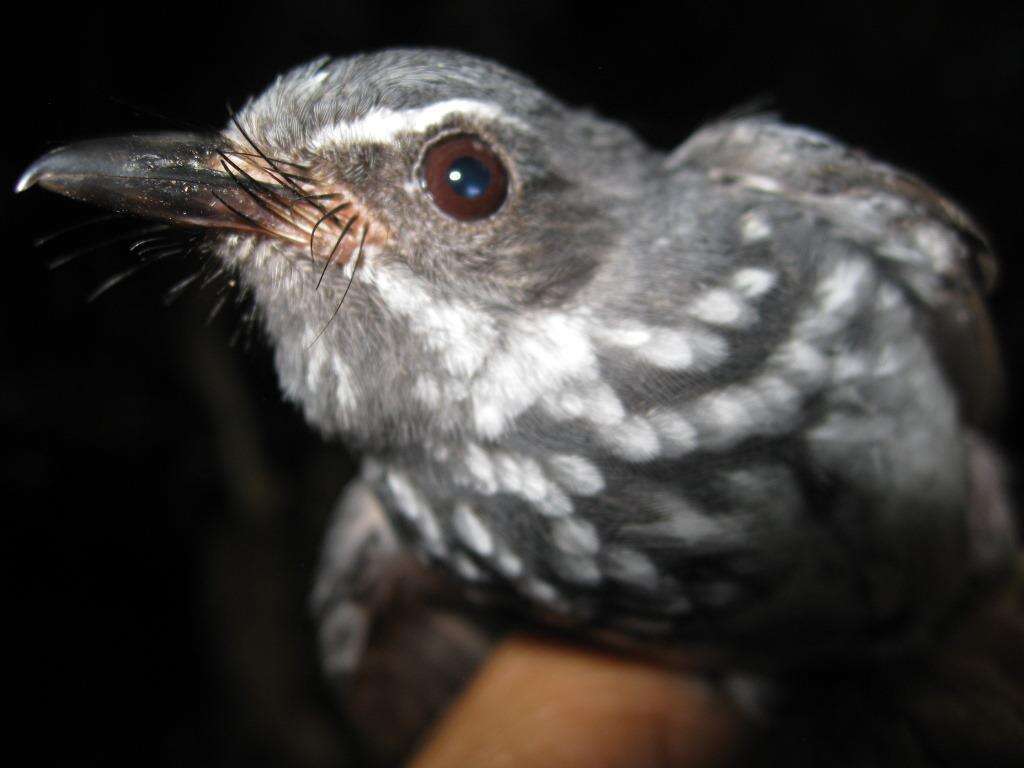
{"left": 422, "top": 134, "right": 508, "bottom": 221}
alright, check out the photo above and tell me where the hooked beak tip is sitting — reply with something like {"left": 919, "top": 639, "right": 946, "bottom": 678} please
{"left": 15, "top": 144, "right": 87, "bottom": 194}
{"left": 15, "top": 162, "right": 43, "bottom": 193}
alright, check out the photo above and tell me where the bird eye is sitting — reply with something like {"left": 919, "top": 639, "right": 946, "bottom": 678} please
{"left": 422, "top": 134, "right": 508, "bottom": 221}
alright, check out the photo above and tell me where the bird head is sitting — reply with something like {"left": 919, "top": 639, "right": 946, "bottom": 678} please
{"left": 18, "top": 49, "right": 659, "bottom": 449}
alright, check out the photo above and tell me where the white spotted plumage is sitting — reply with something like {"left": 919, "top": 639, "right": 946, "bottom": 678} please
{"left": 23, "top": 48, "right": 1006, "bottom": 671}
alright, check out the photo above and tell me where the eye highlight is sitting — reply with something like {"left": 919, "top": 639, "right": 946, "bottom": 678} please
{"left": 422, "top": 134, "right": 508, "bottom": 221}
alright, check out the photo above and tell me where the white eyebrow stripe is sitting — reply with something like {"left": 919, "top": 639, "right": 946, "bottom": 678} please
{"left": 306, "top": 99, "right": 527, "bottom": 149}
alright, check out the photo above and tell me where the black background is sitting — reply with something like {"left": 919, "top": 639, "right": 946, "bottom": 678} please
{"left": 5, "top": 2, "right": 1023, "bottom": 765}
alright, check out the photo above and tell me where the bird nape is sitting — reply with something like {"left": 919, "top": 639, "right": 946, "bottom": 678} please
{"left": 18, "top": 48, "right": 1021, "bottom": 765}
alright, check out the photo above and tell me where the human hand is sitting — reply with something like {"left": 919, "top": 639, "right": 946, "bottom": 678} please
{"left": 409, "top": 634, "right": 743, "bottom": 768}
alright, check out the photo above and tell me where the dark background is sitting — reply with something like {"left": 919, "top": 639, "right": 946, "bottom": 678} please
{"left": 5, "top": 2, "right": 1023, "bottom": 765}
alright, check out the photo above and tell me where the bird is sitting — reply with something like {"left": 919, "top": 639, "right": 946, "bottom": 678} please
{"left": 17, "top": 47, "right": 1020, "bottom": 757}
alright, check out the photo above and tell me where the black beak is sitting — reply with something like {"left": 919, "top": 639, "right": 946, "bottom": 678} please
{"left": 16, "top": 132, "right": 304, "bottom": 238}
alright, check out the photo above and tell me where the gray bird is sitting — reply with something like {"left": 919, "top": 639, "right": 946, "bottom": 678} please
{"left": 17, "top": 48, "right": 1019, "bottom": 731}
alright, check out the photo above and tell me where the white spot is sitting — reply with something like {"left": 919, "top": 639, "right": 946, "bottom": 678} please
{"left": 493, "top": 453, "right": 543, "bottom": 498}
{"left": 411, "top": 375, "right": 441, "bottom": 408}
{"left": 386, "top": 471, "right": 422, "bottom": 521}
{"left": 582, "top": 382, "right": 626, "bottom": 426}
{"left": 515, "top": 456, "right": 550, "bottom": 502}
{"left": 621, "top": 501, "right": 724, "bottom": 543}
{"left": 638, "top": 328, "right": 694, "bottom": 369}
{"left": 647, "top": 328, "right": 729, "bottom": 371}
{"left": 543, "top": 390, "right": 586, "bottom": 420}
{"left": 546, "top": 454, "right": 605, "bottom": 496}
{"left": 453, "top": 503, "right": 494, "bottom": 557}
{"left": 731, "top": 268, "right": 777, "bottom": 298}
{"left": 546, "top": 380, "right": 626, "bottom": 427}
{"left": 306, "top": 99, "right": 529, "bottom": 148}
{"left": 688, "top": 289, "right": 751, "bottom": 327}
{"left": 521, "top": 578, "right": 561, "bottom": 605}
{"left": 491, "top": 452, "right": 523, "bottom": 493}
{"left": 463, "top": 443, "right": 499, "bottom": 495}
{"left": 649, "top": 410, "right": 699, "bottom": 454}
{"left": 495, "top": 548, "right": 523, "bottom": 578}
{"left": 591, "top": 322, "right": 652, "bottom": 348}
{"left": 604, "top": 547, "right": 660, "bottom": 590}
{"left": 790, "top": 257, "right": 876, "bottom": 341}
{"left": 386, "top": 470, "right": 445, "bottom": 555}
{"left": 472, "top": 403, "right": 507, "bottom": 437}
{"left": 553, "top": 555, "right": 602, "bottom": 586}
{"left": 601, "top": 415, "right": 660, "bottom": 461}
{"left": 832, "top": 352, "right": 870, "bottom": 381}
{"left": 329, "top": 357, "right": 358, "bottom": 411}
{"left": 755, "top": 375, "right": 801, "bottom": 418}
{"left": 692, "top": 330, "right": 731, "bottom": 365}
{"left": 453, "top": 552, "right": 487, "bottom": 582}
{"left": 536, "top": 487, "right": 574, "bottom": 518}
{"left": 912, "top": 222, "right": 956, "bottom": 270}
{"left": 735, "top": 173, "right": 783, "bottom": 194}
{"left": 552, "top": 517, "right": 601, "bottom": 556}
{"left": 739, "top": 211, "right": 773, "bottom": 243}
{"left": 416, "top": 509, "right": 445, "bottom": 556}
{"left": 772, "top": 340, "right": 829, "bottom": 388}
{"left": 817, "top": 259, "right": 872, "bottom": 316}
{"left": 697, "top": 389, "right": 750, "bottom": 433}
{"left": 305, "top": 340, "right": 329, "bottom": 392}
